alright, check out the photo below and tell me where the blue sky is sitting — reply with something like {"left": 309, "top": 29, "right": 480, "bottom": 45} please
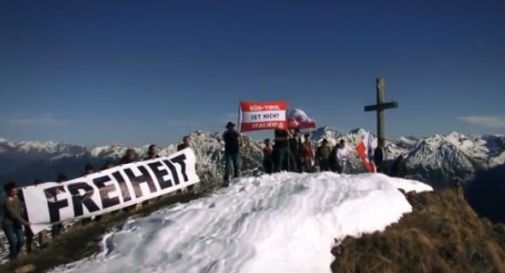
{"left": 0, "top": 0, "right": 504, "bottom": 146}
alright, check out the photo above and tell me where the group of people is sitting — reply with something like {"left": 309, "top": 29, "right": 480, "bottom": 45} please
{"left": 0, "top": 136, "right": 192, "bottom": 260}
{"left": 221, "top": 123, "right": 354, "bottom": 180}
{"left": 220, "top": 122, "right": 404, "bottom": 180}
{"left": 261, "top": 132, "right": 352, "bottom": 175}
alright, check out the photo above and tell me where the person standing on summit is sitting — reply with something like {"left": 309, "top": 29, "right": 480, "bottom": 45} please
{"left": 315, "top": 139, "right": 331, "bottom": 171}
{"left": 374, "top": 139, "right": 386, "bottom": 173}
{"left": 290, "top": 129, "right": 303, "bottom": 172}
{"left": 223, "top": 122, "right": 241, "bottom": 183}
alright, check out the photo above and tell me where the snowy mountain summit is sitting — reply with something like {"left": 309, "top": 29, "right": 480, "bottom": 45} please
{"left": 49, "top": 172, "right": 431, "bottom": 273}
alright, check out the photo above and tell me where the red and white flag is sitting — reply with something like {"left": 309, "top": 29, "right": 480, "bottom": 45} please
{"left": 356, "top": 132, "right": 377, "bottom": 172}
{"left": 287, "top": 108, "right": 317, "bottom": 129}
{"left": 239, "top": 101, "right": 288, "bottom": 132}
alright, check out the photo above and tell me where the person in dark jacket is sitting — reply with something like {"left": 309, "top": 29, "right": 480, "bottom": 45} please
{"left": 329, "top": 144, "right": 338, "bottom": 172}
{"left": 223, "top": 122, "right": 241, "bottom": 183}
{"left": 315, "top": 139, "right": 332, "bottom": 171}
{"left": 2, "top": 182, "right": 29, "bottom": 259}
{"left": 177, "top": 136, "right": 191, "bottom": 151}
{"left": 374, "top": 140, "right": 385, "bottom": 173}
{"left": 290, "top": 129, "right": 303, "bottom": 172}
{"left": 391, "top": 155, "right": 407, "bottom": 178}
{"left": 263, "top": 138, "right": 274, "bottom": 174}
{"left": 145, "top": 144, "right": 159, "bottom": 160}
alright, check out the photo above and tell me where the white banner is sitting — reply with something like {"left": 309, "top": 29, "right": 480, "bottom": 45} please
{"left": 22, "top": 148, "right": 200, "bottom": 234}
{"left": 241, "top": 110, "right": 286, "bottom": 123}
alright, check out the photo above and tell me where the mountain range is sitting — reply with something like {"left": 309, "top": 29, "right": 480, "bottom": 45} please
{"left": 1, "top": 128, "right": 504, "bottom": 189}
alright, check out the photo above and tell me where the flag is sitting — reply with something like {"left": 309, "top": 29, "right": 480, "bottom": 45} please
{"left": 287, "top": 108, "right": 317, "bottom": 129}
{"left": 356, "top": 132, "right": 377, "bottom": 172}
{"left": 239, "top": 101, "right": 288, "bottom": 132}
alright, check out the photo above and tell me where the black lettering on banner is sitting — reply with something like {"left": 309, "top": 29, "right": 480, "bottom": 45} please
{"left": 170, "top": 154, "right": 189, "bottom": 182}
{"left": 44, "top": 186, "right": 69, "bottom": 223}
{"left": 148, "top": 161, "right": 173, "bottom": 189}
{"left": 112, "top": 171, "right": 131, "bottom": 202}
{"left": 124, "top": 165, "right": 157, "bottom": 198}
{"left": 93, "top": 175, "right": 120, "bottom": 209}
{"left": 67, "top": 182, "right": 100, "bottom": 217}
{"left": 162, "top": 160, "right": 180, "bottom": 185}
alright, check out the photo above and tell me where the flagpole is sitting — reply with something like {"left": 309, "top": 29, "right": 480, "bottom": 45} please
{"left": 237, "top": 102, "right": 242, "bottom": 134}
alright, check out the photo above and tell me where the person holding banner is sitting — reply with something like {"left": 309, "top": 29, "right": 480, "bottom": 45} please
{"left": 2, "top": 182, "right": 30, "bottom": 259}
{"left": 177, "top": 136, "right": 191, "bottom": 151}
{"left": 118, "top": 149, "right": 138, "bottom": 165}
{"left": 273, "top": 129, "right": 297, "bottom": 172}
{"left": 223, "top": 122, "right": 241, "bottom": 183}
{"left": 145, "top": 144, "right": 160, "bottom": 160}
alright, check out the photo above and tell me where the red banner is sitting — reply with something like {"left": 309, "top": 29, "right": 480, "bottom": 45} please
{"left": 240, "top": 101, "right": 288, "bottom": 132}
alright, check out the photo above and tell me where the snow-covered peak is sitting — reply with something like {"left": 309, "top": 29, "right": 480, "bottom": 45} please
{"left": 394, "top": 137, "right": 419, "bottom": 153}
{"left": 397, "top": 136, "right": 419, "bottom": 145}
{"left": 15, "top": 140, "right": 59, "bottom": 153}
{"left": 0, "top": 139, "right": 87, "bottom": 156}
{"left": 349, "top": 127, "right": 370, "bottom": 136}
{"left": 405, "top": 136, "right": 476, "bottom": 187}
{"left": 311, "top": 126, "right": 343, "bottom": 141}
{"left": 89, "top": 145, "right": 134, "bottom": 159}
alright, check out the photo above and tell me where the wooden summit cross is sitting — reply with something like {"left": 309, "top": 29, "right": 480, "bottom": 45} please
{"left": 364, "top": 77, "right": 399, "bottom": 144}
